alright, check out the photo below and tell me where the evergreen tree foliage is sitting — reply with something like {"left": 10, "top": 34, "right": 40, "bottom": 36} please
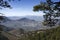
{"left": 33, "top": 0, "right": 60, "bottom": 27}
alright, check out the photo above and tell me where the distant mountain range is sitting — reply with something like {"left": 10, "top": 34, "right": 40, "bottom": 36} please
{"left": 1, "top": 16, "right": 45, "bottom": 31}
{"left": 8, "top": 16, "right": 44, "bottom": 21}
{"left": 1, "top": 16, "right": 58, "bottom": 31}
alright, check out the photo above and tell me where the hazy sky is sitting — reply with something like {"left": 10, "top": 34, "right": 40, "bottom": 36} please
{"left": 0, "top": 0, "right": 59, "bottom": 16}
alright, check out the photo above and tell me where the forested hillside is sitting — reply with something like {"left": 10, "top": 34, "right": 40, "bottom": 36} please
{"left": 0, "top": 26, "right": 60, "bottom": 40}
{"left": 18, "top": 26, "right": 60, "bottom": 40}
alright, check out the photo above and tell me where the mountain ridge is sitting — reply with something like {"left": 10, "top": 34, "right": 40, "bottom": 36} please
{"left": 8, "top": 16, "right": 44, "bottom": 21}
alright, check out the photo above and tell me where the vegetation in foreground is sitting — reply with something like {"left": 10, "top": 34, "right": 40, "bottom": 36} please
{"left": 0, "top": 25, "right": 60, "bottom": 40}
{"left": 18, "top": 26, "right": 60, "bottom": 40}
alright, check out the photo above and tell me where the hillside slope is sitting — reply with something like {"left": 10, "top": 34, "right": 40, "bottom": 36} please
{"left": 1, "top": 26, "right": 60, "bottom": 40}
{"left": 24, "top": 26, "right": 60, "bottom": 40}
{"left": 17, "top": 26, "right": 60, "bottom": 40}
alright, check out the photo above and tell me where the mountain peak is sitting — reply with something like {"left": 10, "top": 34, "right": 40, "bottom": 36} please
{"left": 20, "top": 18, "right": 29, "bottom": 20}
{"left": 18, "top": 18, "right": 34, "bottom": 21}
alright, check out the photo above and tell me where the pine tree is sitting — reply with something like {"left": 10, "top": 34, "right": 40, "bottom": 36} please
{"left": 33, "top": 0, "right": 60, "bottom": 27}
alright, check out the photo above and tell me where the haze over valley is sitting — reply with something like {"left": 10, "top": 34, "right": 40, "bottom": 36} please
{"left": 1, "top": 16, "right": 44, "bottom": 31}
